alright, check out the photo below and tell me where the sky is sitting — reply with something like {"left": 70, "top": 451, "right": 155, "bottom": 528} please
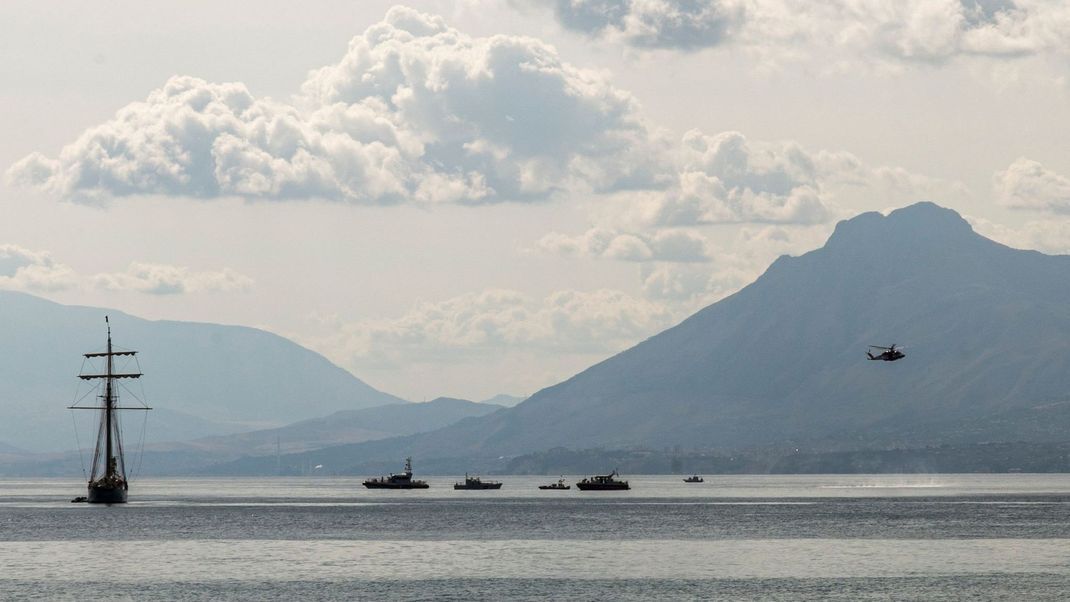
{"left": 2, "top": 0, "right": 1069, "bottom": 402}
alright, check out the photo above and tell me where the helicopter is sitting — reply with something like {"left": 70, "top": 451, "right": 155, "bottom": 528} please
{"left": 867, "top": 344, "right": 905, "bottom": 361}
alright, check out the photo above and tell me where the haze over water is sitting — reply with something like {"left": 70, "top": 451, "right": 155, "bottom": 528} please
{"left": 3, "top": 474, "right": 1070, "bottom": 600}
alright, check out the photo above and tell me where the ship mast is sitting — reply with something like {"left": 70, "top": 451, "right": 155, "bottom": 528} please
{"left": 70, "top": 316, "right": 150, "bottom": 486}
{"left": 104, "top": 316, "right": 114, "bottom": 478}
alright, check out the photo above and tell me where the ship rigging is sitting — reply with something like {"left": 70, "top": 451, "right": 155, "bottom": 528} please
{"left": 68, "top": 316, "right": 151, "bottom": 504}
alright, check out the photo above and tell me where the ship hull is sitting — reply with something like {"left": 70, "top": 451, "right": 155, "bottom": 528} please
{"left": 363, "top": 482, "right": 429, "bottom": 489}
{"left": 87, "top": 485, "right": 127, "bottom": 504}
{"left": 538, "top": 485, "right": 570, "bottom": 490}
{"left": 576, "top": 483, "right": 629, "bottom": 491}
{"left": 454, "top": 483, "right": 502, "bottom": 490}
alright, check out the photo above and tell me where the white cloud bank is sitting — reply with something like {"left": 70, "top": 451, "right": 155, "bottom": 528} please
{"left": 537, "top": 226, "right": 711, "bottom": 262}
{"left": 530, "top": 126, "right": 960, "bottom": 309}
{"left": 7, "top": 7, "right": 664, "bottom": 205}
{"left": 313, "top": 287, "right": 676, "bottom": 366}
{"left": 995, "top": 157, "right": 1070, "bottom": 214}
{"left": 970, "top": 217, "right": 1070, "bottom": 256}
{"left": 588, "top": 130, "right": 962, "bottom": 232}
{"left": 551, "top": 0, "right": 746, "bottom": 50}
{"left": 92, "top": 263, "right": 253, "bottom": 295}
{"left": 0, "top": 245, "right": 78, "bottom": 292}
{"left": 636, "top": 224, "right": 830, "bottom": 303}
{"left": 541, "top": 0, "right": 1070, "bottom": 65}
{"left": 0, "top": 244, "right": 251, "bottom": 295}
{"left": 7, "top": 5, "right": 961, "bottom": 231}
{"left": 646, "top": 130, "right": 831, "bottom": 226}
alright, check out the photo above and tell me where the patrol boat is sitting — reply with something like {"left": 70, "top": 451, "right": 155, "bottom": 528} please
{"left": 69, "top": 317, "right": 151, "bottom": 504}
{"left": 576, "top": 471, "right": 629, "bottom": 490}
{"left": 538, "top": 478, "right": 570, "bottom": 490}
{"left": 453, "top": 474, "right": 502, "bottom": 490}
{"left": 363, "top": 457, "right": 430, "bottom": 489}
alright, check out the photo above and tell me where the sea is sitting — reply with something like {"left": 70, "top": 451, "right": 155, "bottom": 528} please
{"left": 2, "top": 474, "right": 1070, "bottom": 600}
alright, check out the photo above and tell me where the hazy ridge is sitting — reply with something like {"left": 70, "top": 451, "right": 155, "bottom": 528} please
{"left": 220, "top": 202, "right": 1070, "bottom": 472}
{"left": 0, "top": 291, "right": 404, "bottom": 451}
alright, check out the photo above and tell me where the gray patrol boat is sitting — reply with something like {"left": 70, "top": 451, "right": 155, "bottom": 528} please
{"left": 363, "top": 457, "right": 430, "bottom": 489}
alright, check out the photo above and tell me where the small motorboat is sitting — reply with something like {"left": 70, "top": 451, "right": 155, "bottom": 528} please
{"left": 683, "top": 475, "right": 704, "bottom": 483}
{"left": 538, "top": 478, "right": 571, "bottom": 490}
{"left": 576, "top": 471, "right": 629, "bottom": 491}
{"left": 454, "top": 474, "right": 503, "bottom": 490}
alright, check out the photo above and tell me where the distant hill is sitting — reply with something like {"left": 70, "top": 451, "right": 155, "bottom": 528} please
{"left": 159, "top": 397, "right": 503, "bottom": 458}
{"left": 501, "top": 443, "right": 1070, "bottom": 475}
{"left": 480, "top": 394, "right": 526, "bottom": 407}
{"left": 0, "top": 291, "right": 405, "bottom": 451}
{"left": 258, "top": 202, "right": 1070, "bottom": 465}
{"left": 0, "top": 441, "right": 27, "bottom": 455}
{"left": 0, "top": 397, "right": 503, "bottom": 476}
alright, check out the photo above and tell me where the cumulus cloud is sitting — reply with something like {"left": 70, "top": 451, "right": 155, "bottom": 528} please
{"left": 552, "top": 0, "right": 745, "bottom": 50}
{"left": 618, "top": 130, "right": 831, "bottom": 226}
{"left": 0, "top": 245, "right": 78, "bottom": 292}
{"left": 795, "top": 0, "right": 1038, "bottom": 64}
{"left": 639, "top": 263, "right": 720, "bottom": 301}
{"left": 537, "top": 226, "right": 710, "bottom": 262}
{"left": 605, "top": 130, "right": 967, "bottom": 229}
{"left": 92, "top": 263, "right": 254, "bottom": 295}
{"left": 6, "top": 0, "right": 976, "bottom": 249}
{"left": 7, "top": 6, "right": 664, "bottom": 205}
{"left": 636, "top": 224, "right": 828, "bottom": 303}
{"left": 0, "top": 244, "right": 252, "bottom": 295}
{"left": 538, "top": 0, "right": 1070, "bottom": 65}
{"left": 970, "top": 216, "right": 1070, "bottom": 255}
{"left": 531, "top": 127, "right": 957, "bottom": 304}
{"left": 801, "top": 2, "right": 1051, "bottom": 64}
{"left": 7, "top": 4, "right": 971, "bottom": 217}
{"left": 995, "top": 157, "right": 1070, "bottom": 213}
{"left": 316, "top": 288, "right": 676, "bottom": 366}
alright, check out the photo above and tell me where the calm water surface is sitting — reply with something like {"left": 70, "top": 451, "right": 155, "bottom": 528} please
{"left": 2, "top": 474, "right": 1069, "bottom": 600}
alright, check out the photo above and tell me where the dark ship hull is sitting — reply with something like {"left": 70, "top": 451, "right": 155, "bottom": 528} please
{"left": 576, "top": 472, "right": 630, "bottom": 490}
{"left": 363, "top": 481, "right": 429, "bottom": 489}
{"left": 575, "top": 481, "right": 629, "bottom": 491}
{"left": 454, "top": 482, "right": 502, "bottom": 490}
{"left": 363, "top": 458, "right": 429, "bottom": 489}
{"left": 538, "top": 485, "right": 570, "bottom": 490}
{"left": 87, "top": 483, "right": 128, "bottom": 504}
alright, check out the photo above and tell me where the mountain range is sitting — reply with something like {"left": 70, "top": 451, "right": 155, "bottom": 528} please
{"left": 0, "top": 291, "right": 404, "bottom": 451}
{"left": 0, "top": 396, "right": 504, "bottom": 476}
{"left": 7, "top": 201, "right": 1070, "bottom": 473}
{"left": 157, "top": 396, "right": 503, "bottom": 458}
{"left": 235, "top": 202, "right": 1070, "bottom": 472}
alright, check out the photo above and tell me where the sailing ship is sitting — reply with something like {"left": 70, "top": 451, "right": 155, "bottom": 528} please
{"left": 69, "top": 317, "right": 151, "bottom": 504}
